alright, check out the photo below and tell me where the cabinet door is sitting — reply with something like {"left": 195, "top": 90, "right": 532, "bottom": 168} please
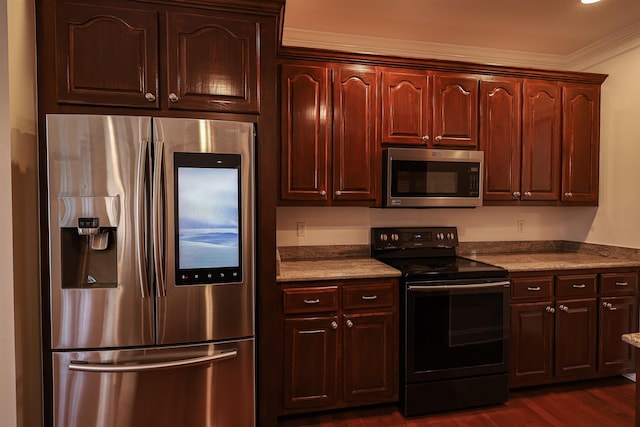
{"left": 283, "top": 316, "right": 338, "bottom": 410}
{"left": 165, "top": 11, "right": 259, "bottom": 112}
{"left": 561, "top": 84, "right": 600, "bottom": 204}
{"left": 342, "top": 312, "right": 396, "bottom": 403}
{"left": 522, "top": 80, "right": 561, "bottom": 201}
{"left": 332, "top": 65, "right": 379, "bottom": 204}
{"left": 480, "top": 78, "right": 522, "bottom": 201}
{"left": 510, "top": 302, "right": 554, "bottom": 388}
{"left": 280, "top": 63, "right": 331, "bottom": 202}
{"left": 380, "top": 70, "right": 430, "bottom": 145}
{"left": 432, "top": 74, "right": 479, "bottom": 148}
{"left": 55, "top": 2, "right": 159, "bottom": 108}
{"left": 555, "top": 298, "right": 597, "bottom": 378}
{"left": 599, "top": 296, "right": 638, "bottom": 374}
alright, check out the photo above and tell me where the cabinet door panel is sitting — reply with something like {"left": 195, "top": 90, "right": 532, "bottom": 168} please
{"left": 380, "top": 70, "right": 430, "bottom": 145}
{"left": 55, "top": 3, "right": 159, "bottom": 108}
{"left": 280, "top": 64, "right": 330, "bottom": 201}
{"left": 332, "top": 65, "right": 378, "bottom": 203}
{"left": 522, "top": 81, "right": 561, "bottom": 201}
{"left": 599, "top": 296, "right": 637, "bottom": 374}
{"left": 555, "top": 298, "right": 597, "bottom": 378}
{"left": 510, "top": 302, "right": 554, "bottom": 387}
{"left": 432, "top": 74, "right": 479, "bottom": 148}
{"left": 343, "top": 312, "right": 396, "bottom": 402}
{"left": 562, "top": 84, "right": 600, "bottom": 204}
{"left": 166, "top": 12, "right": 259, "bottom": 112}
{"left": 480, "top": 78, "right": 522, "bottom": 201}
{"left": 283, "top": 317, "right": 338, "bottom": 409}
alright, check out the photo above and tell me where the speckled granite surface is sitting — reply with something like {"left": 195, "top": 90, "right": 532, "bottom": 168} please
{"left": 276, "top": 258, "right": 401, "bottom": 283}
{"left": 622, "top": 333, "right": 640, "bottom": 348}
{"left": 468, "top": 252, "right": 640, "bottom": 272}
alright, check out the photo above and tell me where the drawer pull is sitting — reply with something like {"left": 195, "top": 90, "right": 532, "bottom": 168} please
{"left": 527, "top": 286, "right": 541, "bottom": 291}
{"left": 572, "top": 284, "right": 586, "bottom": 288}
{"left": 615, "top": 281, "right": 629, "bottom": 286}
{"left": 303, "top": 299, "right": 320, "bottom": 304}
{"left": 361, "top": 295, "right": 378, "bottom": 300}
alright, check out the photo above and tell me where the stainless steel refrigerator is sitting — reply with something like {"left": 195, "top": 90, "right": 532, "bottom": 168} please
{"left": 45, "top": 114, "right": 255, "bottom": 427}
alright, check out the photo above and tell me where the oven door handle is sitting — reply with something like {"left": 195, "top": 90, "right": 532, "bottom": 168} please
{"left": 408, "top": 280, "right": 510, "bottom": 291}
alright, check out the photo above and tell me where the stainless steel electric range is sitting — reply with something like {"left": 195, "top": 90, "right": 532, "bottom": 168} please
{"left": 371, "top": 226, "right": 510, "bottom": 417}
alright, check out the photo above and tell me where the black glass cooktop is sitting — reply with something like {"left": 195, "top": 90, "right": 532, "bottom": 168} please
{"left": 382, "top": 256, "right": 508, "bottom": 282}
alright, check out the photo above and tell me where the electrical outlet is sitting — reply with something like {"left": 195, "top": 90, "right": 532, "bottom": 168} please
{"left": 296, "top": 222, "right": 307, "bottom": 237}
{"left": 517, "top": 219, "right": 525, "bottom": 233}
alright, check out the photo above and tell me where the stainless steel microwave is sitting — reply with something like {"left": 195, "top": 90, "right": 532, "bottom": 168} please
{"left": 383, "top": 148, "right": 484, "bottom": 208}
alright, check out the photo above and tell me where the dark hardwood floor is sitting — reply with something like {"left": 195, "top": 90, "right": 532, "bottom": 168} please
{"left": 278, "top": 377, "right": 636, "bottom": 426}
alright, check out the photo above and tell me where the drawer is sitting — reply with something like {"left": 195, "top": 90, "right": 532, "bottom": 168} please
{"left": 600, "top": 272, "right": 638, "bottom": 295}
{"left": 342, "top": 282, "right": 395, "bottom": 310}
{"left": 282, "top": 286, "right": 339, "bottom": 314}
{"left": 556, "top": 274, "right": 597, "bottom": 297}
{"left": 511, "top": 276, "right": 553, "bottom": 300}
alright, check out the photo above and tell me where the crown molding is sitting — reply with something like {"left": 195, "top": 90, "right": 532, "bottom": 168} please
{"left": 282, "top": 21, "right": 640, "bottom": 71}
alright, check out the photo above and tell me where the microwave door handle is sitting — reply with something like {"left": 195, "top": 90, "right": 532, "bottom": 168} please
{"left": 135, "top": 138, "right": 150, "bottom": 298}
{"left": 152, "top": 139, "right": 166, "bottom": 297}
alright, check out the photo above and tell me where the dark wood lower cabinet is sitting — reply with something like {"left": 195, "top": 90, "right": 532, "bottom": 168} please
{"left": 510, "top": 269, "right": 638, "bottom": 389}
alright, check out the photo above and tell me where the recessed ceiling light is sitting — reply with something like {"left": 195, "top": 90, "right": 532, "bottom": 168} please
{"left": 581, "top": 0, "right": 601, "bottom": 4}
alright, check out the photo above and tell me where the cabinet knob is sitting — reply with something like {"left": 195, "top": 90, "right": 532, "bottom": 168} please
{"left": 558, "top": 304, "right": 569, "bottom": 312}
{"left": 434, "top": 135, "right": 442, "bottom": 142}
{"left": 335, "top": 190, "right": 342, "bottom": 196}
{"left": 545, "top": 306, "right": 555, "bottom": 313}
{"left": 524, "top": 191, "right": 533, "bottom": 197}
{"left": 319, "top": 190, "right": 326, "bottom": 196}
{"left": 331, "top": 321, "right": 338, "bottom": 330}
{"left": 168, "top": 92, "right": 179, "bottom": 103}
{"left": 421, "top": 135, "right": 430, "bottom": 142}
{"left": 144, "top": 92, "right": 156, "bottom": 102}
{"left": 564, "top": 192, "right": 573, "bottom": 197}
{"left": 603, "top": 302, "right": 617, "bottom": 311}
{"left": 346, "top": 320, "right": 353, "bottom": 328}
{"left": 512, "top": 191, "right": 521, "bottom": 198}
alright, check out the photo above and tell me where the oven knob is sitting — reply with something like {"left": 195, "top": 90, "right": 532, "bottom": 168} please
{"left": 392, "top": 233, "right": 399, "bottom": 241}
{"left": 379, "top": 233, "right": 388, "bottom": 242}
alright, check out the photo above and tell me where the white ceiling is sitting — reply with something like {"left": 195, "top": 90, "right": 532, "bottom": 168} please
{"left": 282, "top": 0, "right": 640, "bottom": 69}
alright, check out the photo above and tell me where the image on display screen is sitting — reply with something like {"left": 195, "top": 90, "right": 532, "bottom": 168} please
{"left": 175, "top": 152, "right": 242, "bottom": 285}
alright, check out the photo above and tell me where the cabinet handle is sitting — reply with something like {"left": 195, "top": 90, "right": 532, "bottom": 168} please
{"left": 527, "top": 286, "right": 541, "bottom": 291}
{"left": 603, "top": 302, "right": 617, "bottom": 311}
{"left": 335, "top": 190, "right": 342, "bottom": 196}
{"left": 319, "top": 190, "right": 326, "bottom": 196}
{"left": 512, "top": 191, "right": 521, "bottom": 198}
{"left": 564, "top": 192, "right": 573, "bottom": 197}
{"left": 558, "top": 304, "right": 569, "bottom": 312}
{"left": 615, "top": 281, "right": 629, "bottom": 286}
{"left": 361, "top": 295, "right": 378, "bottom": 300}
{"left": 144, "top": 92, "right": 156, "bottom": 102}
{"left": 303, "top": 299, "right": 320, "bottom": 305}
{"left": 421, "top": 135, "right": 430, "bottom": 142}
{"left": 524, "top": 191, "right": 532, "bottom": 197}
{"left": 331, "top": 321, "right": 338, "bottom": 330}
{"left": 346, "top": 320, "right": 353, "bottom": 328}
{"left": 168, "top": 92, "right": 179, "bottom": 102}
{"left": 572, "top": 284, "right": 586, "bottom": 288}
{"left": 545, "top": 306, "right": 555, "bottom": 313}
{"left": 434, "top": 135, "right": 442, "bottom": 142}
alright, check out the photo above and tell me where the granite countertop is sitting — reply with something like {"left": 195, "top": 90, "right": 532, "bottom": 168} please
{"left": 622, "top": 332, "right": 640, "bottom": 348}
{"left": 468, "top": 252, "right": 640, "bottom": 272}
{"left": 276, "top": 258, "right": 401, "bottom": 283}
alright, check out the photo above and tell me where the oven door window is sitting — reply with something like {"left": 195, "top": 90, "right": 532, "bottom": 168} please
{"left": 406, "top": 284, "right": 508, "bottom": 381}
{"left": 391, "top": 160, "right": 480, "bottom": 198}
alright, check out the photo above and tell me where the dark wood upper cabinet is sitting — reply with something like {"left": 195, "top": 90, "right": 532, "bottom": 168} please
{"left": 480, "top": 78, "right": 523, "bottom": 201}
{"left": 165, "top": 11, "right": 259, "bottom": 112}
{"left": 521, "top": 80, "right": 562, "bottom": 201}
{"left": 381, "top": 69, "right": 478, "bottom": 148}
{"left": 562, "top": 84, "right": 600, "bottom": 204}
{"left": 55, "top": 2, "right": 159, "bottom": 108}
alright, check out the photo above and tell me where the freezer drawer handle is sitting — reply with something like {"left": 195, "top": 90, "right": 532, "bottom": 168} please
{"left": 68, "top": 349, "right": 237, "bottom": 373}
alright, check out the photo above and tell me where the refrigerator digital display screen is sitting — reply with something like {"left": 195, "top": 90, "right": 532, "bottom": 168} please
{"left": 174, "top": 152, "right": 242, "bottom": 285}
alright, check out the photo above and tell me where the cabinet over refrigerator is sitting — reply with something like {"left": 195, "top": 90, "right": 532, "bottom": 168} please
{"left": 45, "top": 114, "right": 255, "bottom": 427}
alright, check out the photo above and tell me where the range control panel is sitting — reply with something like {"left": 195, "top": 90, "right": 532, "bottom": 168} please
{"left": 371, "top": 227, "right": 459, "bottom": 250}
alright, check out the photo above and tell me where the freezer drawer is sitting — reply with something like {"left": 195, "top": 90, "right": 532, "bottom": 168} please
{"left": 52, "top": 339, "right": 254, "bottom": 427}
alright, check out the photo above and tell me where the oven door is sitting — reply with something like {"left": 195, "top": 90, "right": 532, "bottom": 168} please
{"left": 404, "top": 279, "right": 509, "bottom": 383}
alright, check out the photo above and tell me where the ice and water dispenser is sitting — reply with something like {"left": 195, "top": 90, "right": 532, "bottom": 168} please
{"left": 58, "top": 196, "right": 119, "bottom": 289}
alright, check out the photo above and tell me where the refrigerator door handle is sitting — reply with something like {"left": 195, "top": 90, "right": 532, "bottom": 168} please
{"left": 152, "top": 139, "right": 166, "bottom": 297}
{"left": 136, "top": 138, "right": 151, "bottom": 298}
{"left": 68, "top": 349, "right": 238, "bottom": 373}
